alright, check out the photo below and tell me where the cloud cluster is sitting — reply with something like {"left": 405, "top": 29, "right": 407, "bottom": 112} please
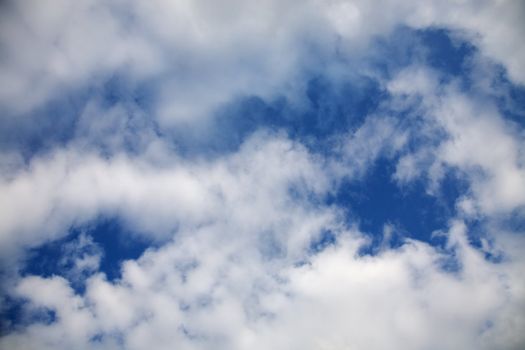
{"left": 2, "top": 95, "right": 525, "bottom": 348}
{"left": 1, "top": 0, "right": 523, "bottom": 125}
{"left": 389, "top": 66, "right": 525, "bottom": 216}
{"left": 1, "top": 1, "right": 525, "bottom": 349}
{"left": 3, "top": 212, "right": 525, "bottom": 349}
{"left": 0, "top": 132, "right": 330, "bottom": 264}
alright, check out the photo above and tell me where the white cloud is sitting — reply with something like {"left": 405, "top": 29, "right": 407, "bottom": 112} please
{"left": 1, "top": 1, "right": 525, "bottom": 349}
{"left": 2, "top": 61, "right": 524, "bottom": 350}
{"left": 388, "top": 66, "right": 525, "bottom": 216}
{"left": 1, "top": 0, "right": 523, "bottom": 132}
{"left": 59, "top": 233, "right": 103, "bottom": 282}
{"left": 1, "top": 110, "right": 524, "bottom": 348}
{"left": 264, "top": 221, "right": 525, "bottom": 350}
{"left": 0, "top": 131, "right": 331, "bottom": 266}
{"left": 2, "top": 218, "right": 524, "bottom": 350}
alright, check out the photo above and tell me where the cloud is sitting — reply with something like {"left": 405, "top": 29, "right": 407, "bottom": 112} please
{"left": 3, "top": 218, "right": 524, "bottom": 349}
{"left": 388, "top": 65, "right": 525, "bottom": 216}
{"left": 1, "top": 1, "right": 525, "bottom": 349}
{"left": 0, "top": 131, "right": 330, "bottom": 266}
{"left": 2, "top": 109, "right": 525, "bottom": 348}
{"left": 58, "top": 233, "right": 103, "bottom": 282}
{"left": 1, "top": 0, "right": 523, "bottom": 133}
{"left": 259, "top": 221, "right": 525, "bottom": 350}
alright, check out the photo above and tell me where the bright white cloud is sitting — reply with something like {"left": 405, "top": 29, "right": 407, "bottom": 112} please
{"left": 2, "top": 219, "right": 524, "bottom": 349}
{"left": 1, "top": 1, "right": 525, "bottom": 349}
{"left": 0, "top": 131, "right": 330, "bottom": 265}
{"left": 1, "top": 112, "right": 525, "bottom": 348}
{"left": 1, "top": 0, "right": 523, "bottom": 127}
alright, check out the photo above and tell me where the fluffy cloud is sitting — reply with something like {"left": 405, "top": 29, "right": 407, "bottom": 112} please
{"left": 2, "top": 219, "right": 524, "bottom": 349}
{"left": 0, "top": 131, "right": 330, "bottom": 265}
{"left": 1, "top": 1, "right": 525, "bottom": 349}
{"left": 1, "top": 0, "right": 523, "bottom": 127}
{"left": 2, "top": 112, "right": 525, "bottom": 349}
{"left": 388, "top": 66, "right": 525, "bottom": 216}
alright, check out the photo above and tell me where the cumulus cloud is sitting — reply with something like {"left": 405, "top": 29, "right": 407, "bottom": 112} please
{"left": 1, "top": 0, "right": 523, "bottom": 130}
{"left": 1, "top": 1, "right": 525, "bottom": 349}
{"left": 2, "top": 218, "right": 524, "bottom": 349}
{"left": 0, "top": 132, "right": 330, "bottom": 265}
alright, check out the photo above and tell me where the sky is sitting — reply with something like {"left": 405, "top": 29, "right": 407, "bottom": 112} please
{"left": 0, "top": 1, "right": 524, "bottom": 349}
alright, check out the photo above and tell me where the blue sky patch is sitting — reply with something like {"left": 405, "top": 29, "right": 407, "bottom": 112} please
{"left": 23, "top": 217, "right": 152, "bottom": 286}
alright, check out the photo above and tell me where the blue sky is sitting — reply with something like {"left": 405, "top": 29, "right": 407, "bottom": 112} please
{"left": 1, "top": 1, "right": 525, "bottom": 349}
